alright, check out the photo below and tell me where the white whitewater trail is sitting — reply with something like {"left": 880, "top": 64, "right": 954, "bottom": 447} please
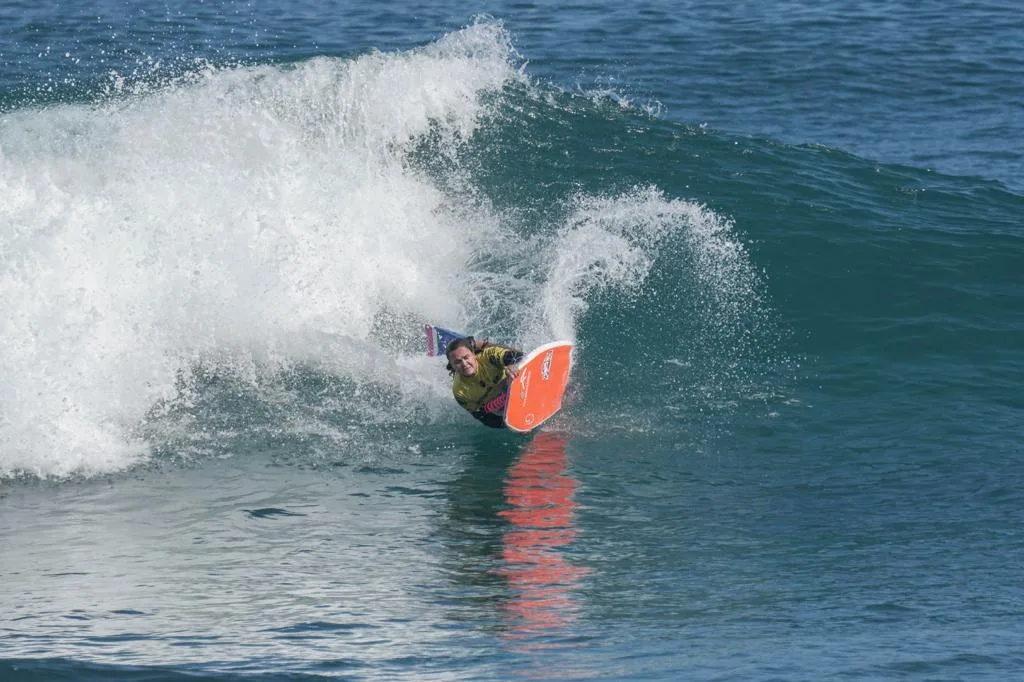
{"left": 0, "top": 22, "right": 755, "bottom": 477}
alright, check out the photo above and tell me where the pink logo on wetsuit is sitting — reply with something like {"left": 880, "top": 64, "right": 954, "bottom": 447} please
{"left": 483, "top": 392, "right": 508, "bottom": 414}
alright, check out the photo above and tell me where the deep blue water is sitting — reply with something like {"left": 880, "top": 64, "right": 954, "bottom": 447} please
{"left": 2, "top": 1, "right": 1023, "bottom": 680}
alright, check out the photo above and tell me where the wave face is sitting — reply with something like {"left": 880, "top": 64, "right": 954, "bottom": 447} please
{"left": 0, "top": 22, "right": 771, "bottom": 477}
{"left": 2, "top": 17, "right": 1022, "bottom": 480}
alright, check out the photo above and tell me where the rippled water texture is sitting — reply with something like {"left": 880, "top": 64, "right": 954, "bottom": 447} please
{"left": 2, "top": 2, "right": 1023, "bottom": 680}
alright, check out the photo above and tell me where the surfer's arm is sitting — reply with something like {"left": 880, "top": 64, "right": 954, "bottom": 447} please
{"left": 472, "top": 339, "right": 521, "bottom": 358}
{"left": 484, "top": 346, "right": 523, "bottom": 365}
{"left": 503, "top": 349, "right": 524, "bottom": 364}
{"left": 497, "top": 348, "right": 523, "bottom": 379}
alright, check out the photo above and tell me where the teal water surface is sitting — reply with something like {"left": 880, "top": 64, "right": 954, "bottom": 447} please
{"left": 2, "top": 2, "right": 1023, "bottom": 680}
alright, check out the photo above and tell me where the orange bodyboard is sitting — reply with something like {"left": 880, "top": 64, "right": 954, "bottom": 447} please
{"left": 504, "top": 341, "right": 574, "bottom": 433}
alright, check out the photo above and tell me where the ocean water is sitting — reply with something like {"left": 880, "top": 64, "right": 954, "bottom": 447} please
{"left": 2, "top": 1, "right": 1023, "bottom": 680}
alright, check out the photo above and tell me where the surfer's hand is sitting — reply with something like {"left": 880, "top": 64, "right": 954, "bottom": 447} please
{"left": 505, "top": 364, "right": 520, "bottom": 379}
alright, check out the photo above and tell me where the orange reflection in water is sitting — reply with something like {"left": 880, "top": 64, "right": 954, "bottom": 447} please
{"left": 495, "top": 432, "right": 588, "bottom": 641}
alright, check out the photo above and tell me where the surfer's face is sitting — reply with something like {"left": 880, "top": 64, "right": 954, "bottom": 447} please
{"left": 448, "top": 346, "right": 478, "bottom": 377}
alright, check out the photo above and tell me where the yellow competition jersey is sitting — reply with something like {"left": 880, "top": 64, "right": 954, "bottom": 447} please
{"left": 452, "top": 346, "right": 516, "bottom": 414}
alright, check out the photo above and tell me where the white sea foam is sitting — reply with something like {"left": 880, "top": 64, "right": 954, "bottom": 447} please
{"left": 0, "top": 22, "right": 525, "bottom": 477}
{"left": 531, "top": 187, "right": 760, "bottom": 348}
{"left": 0, "top": 22, "right": 759, "bottom": 477}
